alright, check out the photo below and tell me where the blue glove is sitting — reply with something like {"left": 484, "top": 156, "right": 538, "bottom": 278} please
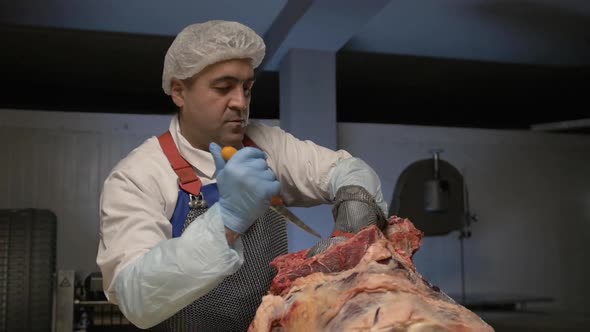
{"left": 210, "top": 142, "right": 281, "bottom": 234}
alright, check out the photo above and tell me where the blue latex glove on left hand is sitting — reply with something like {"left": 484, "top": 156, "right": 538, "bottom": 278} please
{"left": 210, "top": 142, "right": 281, "bottom": 234}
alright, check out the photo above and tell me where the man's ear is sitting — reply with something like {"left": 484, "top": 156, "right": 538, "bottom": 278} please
{"left": 170, "top": 78, "right": 185, "bottom": 108}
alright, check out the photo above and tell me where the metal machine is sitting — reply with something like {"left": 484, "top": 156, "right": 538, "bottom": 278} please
{"left": 389, "top": 150, "right": 477, "bottom": 303}
{"left": 389, "top": 149, "right": 476, "bottom": 236}
{"left": 389, "top": 150, "right": 553, "bottom": 311}
{"left": 55, "top": 270, "right": 140, "bottom": 332}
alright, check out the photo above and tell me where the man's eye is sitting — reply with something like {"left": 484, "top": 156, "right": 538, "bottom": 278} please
{"left": 244, "top": 86, "right": 252, "bottom": 97}
{"left": 214, "top": 86, "right": 231, "bottom": 93}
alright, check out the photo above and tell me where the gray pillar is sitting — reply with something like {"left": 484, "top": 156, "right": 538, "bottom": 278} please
{"left": 279, "top": 48, "right": 337, "bottom": 252}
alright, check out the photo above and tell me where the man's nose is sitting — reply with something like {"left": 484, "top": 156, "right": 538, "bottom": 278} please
{"left": 228, "top": 88, "right": 248, "bottom": 112}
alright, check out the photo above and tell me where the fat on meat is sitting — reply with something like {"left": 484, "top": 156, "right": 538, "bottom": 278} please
{"left": 248, "top": 216, "right": 495, "bottom": 332}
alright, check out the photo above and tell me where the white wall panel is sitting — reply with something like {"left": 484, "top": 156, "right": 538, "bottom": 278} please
{"left": 339, "top": 122, "right": 590, "bottom": 313}
{"left": 5, "top": 107, "right": 586, "bottom": 316}
{"left": 0, "top": 110, "right": 172, "bottom": 278}
{"left": 0, "top": 109, "right": 279, "bottom": 280}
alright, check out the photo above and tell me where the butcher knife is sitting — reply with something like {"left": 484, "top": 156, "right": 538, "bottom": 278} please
{"left": 269, "top": 196, "right": 322, "bottom": 239}
{"left": 221, "top": 146, "right": 322, "bottom": 239}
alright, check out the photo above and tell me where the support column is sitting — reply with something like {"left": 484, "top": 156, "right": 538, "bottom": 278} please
{"left": 279, "top": 48, "right": 337, "bottom": 252}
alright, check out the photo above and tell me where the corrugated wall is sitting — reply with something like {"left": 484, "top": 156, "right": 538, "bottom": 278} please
{"left": 0, "top": 109, "right": 280, "bottom": 280}
{"left": 0, "top": 109, "right": 172, "bottom": 278}
{"left": 3, "top": 108, "right": 588, "bottom": 316}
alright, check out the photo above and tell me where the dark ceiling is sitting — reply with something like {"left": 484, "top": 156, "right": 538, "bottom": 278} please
{"left": 1, "top": 24, "right": 588, "bottom": 131}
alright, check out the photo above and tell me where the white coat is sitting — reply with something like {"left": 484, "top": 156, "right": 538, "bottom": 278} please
{"left": 96, "top": 114, "right": 354, "bottom": 328}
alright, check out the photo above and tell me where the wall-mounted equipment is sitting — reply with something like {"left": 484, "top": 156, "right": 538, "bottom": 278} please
{"left": 423, "top": 149, "right": 450, "bottom": 213}
{"left": 389, "top": 150, "right": 478, "bottom": 303}
{"left": 389, "top": 149, "right": 469, "bottom": 236}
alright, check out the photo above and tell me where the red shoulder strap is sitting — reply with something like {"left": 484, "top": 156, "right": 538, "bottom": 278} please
{"left": 158, "top": 131, "right": 202, "bottom": 196}
{"left": 157, "top": 131, "right": 258, "bottom": 196}
{"left": 242, "top": 134, "right": 258, "bottom": 148}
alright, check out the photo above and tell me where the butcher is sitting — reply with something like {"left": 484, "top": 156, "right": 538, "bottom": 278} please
{"left": 96, "top": 19, "right": 388, "bottom": 331}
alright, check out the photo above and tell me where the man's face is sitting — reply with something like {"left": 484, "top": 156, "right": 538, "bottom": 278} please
{"left": 172, "top": 58, "right": 255, "bottom": 150}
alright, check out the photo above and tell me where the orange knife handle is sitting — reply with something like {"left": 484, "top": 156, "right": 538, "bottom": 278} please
{"left": 221, "top": 146, "right": 238, "bottom": 161}
{"left": 222, "top": 146, "right": 284, "bottom": 207}
{"left": 271, "top": 195, "right": 284, "bottom": 206}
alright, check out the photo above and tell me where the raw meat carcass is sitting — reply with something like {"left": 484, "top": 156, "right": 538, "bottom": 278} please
{"left": 249, "top": 216, "right": 494, "bottom": 332}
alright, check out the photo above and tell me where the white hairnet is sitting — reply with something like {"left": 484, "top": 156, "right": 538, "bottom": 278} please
{"left": 162, "top": 20, "right": 266, "bottom": 95}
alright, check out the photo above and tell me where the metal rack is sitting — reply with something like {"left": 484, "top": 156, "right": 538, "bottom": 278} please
{"left": 74, "top": 300, "right": 135, "bottom": 331}
{"left": 55, "top": 270, "right": 140, "bottom": 331}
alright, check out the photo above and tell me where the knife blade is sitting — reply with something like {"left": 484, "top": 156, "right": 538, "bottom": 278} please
{"left": 270, "top": 196, "right": 322, "bottom": 239}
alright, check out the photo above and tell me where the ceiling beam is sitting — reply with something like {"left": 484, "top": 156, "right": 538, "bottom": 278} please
{"left": 259, "top": 0, "right": 314, "bottom": 72}
{"left": 261, "top": 0, "right": 392, "bottom": 71}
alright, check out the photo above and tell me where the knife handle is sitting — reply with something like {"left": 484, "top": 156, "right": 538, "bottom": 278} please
{"left": 221, "top": 146, "right": 284, "bottom": 207}
{"left": 221, "top": 146, "right": 238, "bottom": 161}
{"left": 270, "top": 195, "right": 284, "bottom": 206}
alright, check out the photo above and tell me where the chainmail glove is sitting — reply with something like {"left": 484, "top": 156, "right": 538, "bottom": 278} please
{"left": 331, "top": 185, "right": 387, "bottom": 234}
{"left": 307, "top": 185, "right": 387, "bottom": 257}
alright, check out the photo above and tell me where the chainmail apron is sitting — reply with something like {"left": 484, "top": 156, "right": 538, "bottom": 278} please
{"left": 151, "top": 202, "right": 288, "bottom": 332}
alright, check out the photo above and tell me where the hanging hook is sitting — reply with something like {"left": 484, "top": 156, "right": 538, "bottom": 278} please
{"left": 429, "top": 148, "right": 444, "bottom": 179}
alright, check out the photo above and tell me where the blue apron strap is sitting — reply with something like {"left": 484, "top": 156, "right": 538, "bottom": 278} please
{"left": 201, "top": 183, "right": 219, "bottom": 207}
{"left": 170, "top": 183, "right": 220, "bottom": 238}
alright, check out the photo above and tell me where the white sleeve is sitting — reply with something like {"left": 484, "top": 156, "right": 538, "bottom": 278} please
{"left": 329, "top": 157, "right": 388, "bottom": 215}
{"left": 245, "top": 122, "right": 353, "bottom": 206}
{"left": 97, "top": 170, "right": 244, "bottom": 329}
{"left": 114, "top": 204, "right": 244, "bottom": 329}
